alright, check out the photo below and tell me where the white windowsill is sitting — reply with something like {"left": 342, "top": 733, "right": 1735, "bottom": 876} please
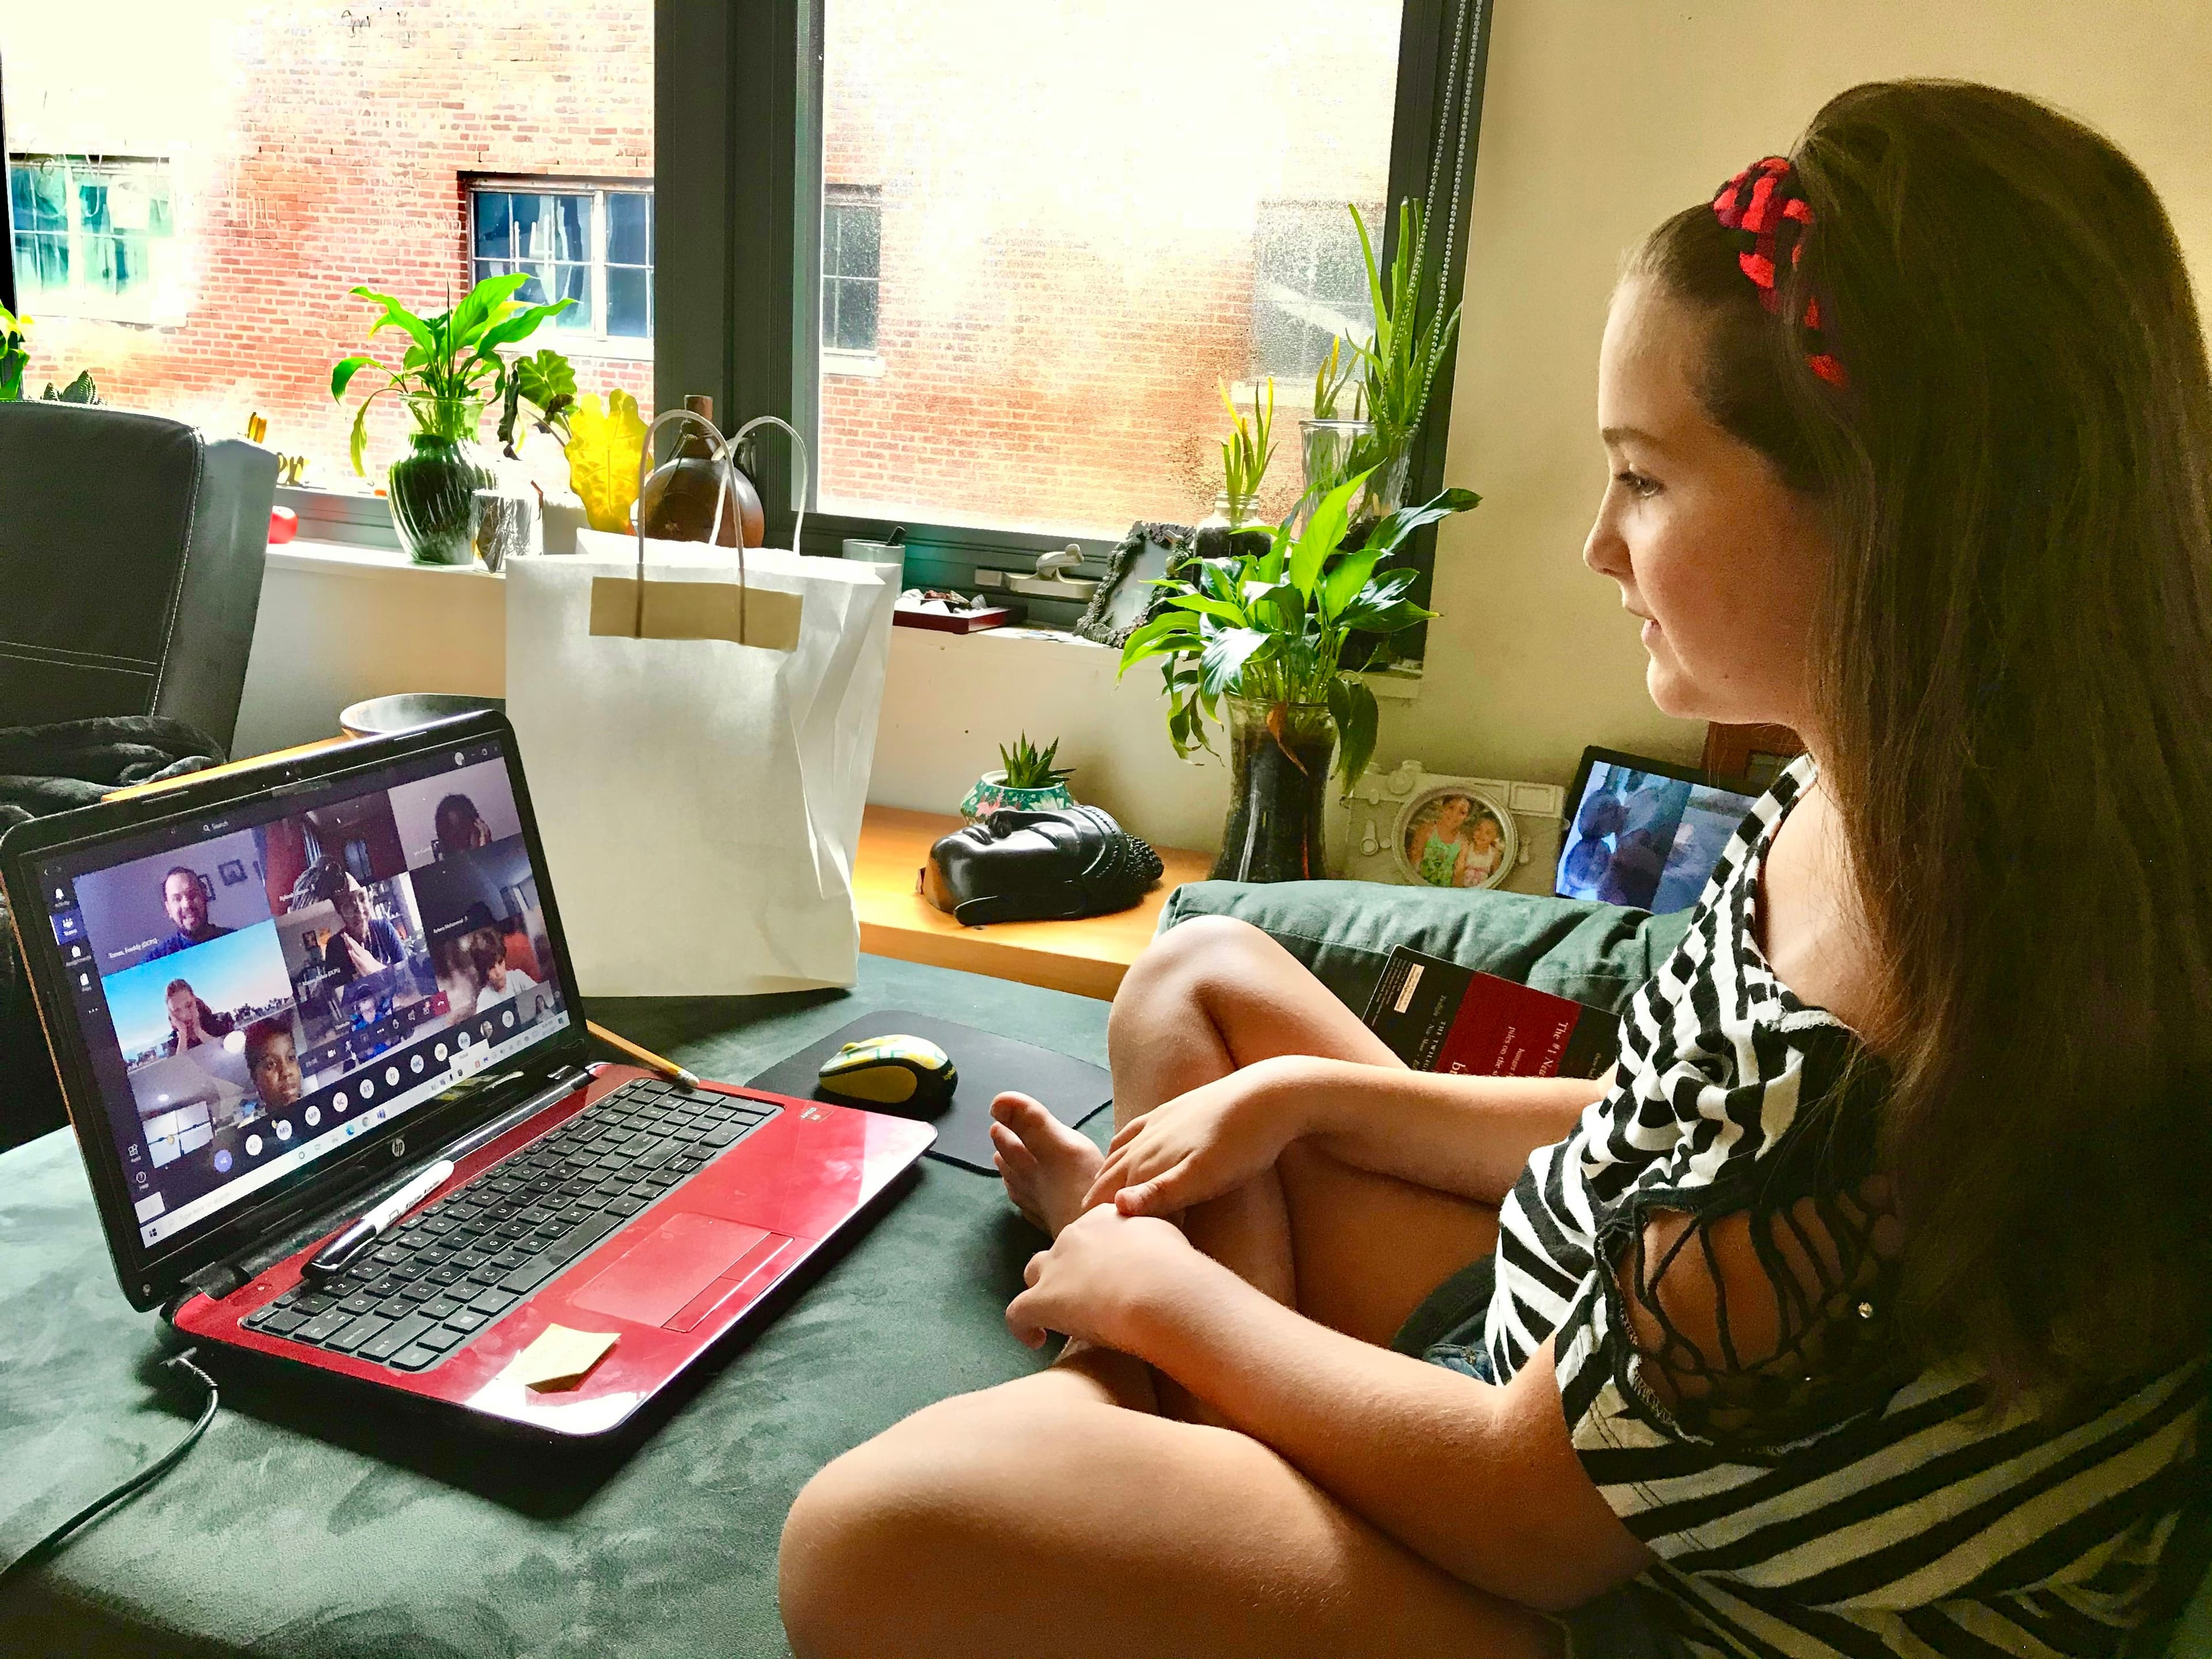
{"left": 823, "top": 350, "right": 886, "bottom": 379}
{"left": 264, "top": 536, "right": 1422, "bottom": 692}
{"left": 241, "top": 537, "right": 1418, "bottom": 849}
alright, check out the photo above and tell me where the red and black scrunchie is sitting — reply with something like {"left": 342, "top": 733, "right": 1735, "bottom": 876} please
{"left": 1712, "top": 155, "right": 1847, "bottom": 388}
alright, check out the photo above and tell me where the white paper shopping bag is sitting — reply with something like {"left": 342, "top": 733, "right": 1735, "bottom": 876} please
{"left": 503, "top": 415, "right": 896, "bottom": 996}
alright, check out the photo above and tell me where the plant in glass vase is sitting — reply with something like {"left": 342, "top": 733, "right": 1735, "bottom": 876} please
{"left": 330, "top": 275, "right": 573, "bottom": 564}
{"left": 1343, "top": 197, "right": 1463, "bottom": 525}
{"left": 1193, "top": 378, "right": 1277, "bottom": 559}
{"left": 1120, "top": 469, "right": 1478, "bottom": 881}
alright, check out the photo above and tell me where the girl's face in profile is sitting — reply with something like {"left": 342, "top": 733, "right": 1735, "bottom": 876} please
{"left": 1584, "top": 279, "right": 1832, "bottom": 734}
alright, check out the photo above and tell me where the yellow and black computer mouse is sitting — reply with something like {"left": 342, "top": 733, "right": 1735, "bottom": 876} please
{"left": 816, "top": 1034, "right": 957, "bottom": 1113}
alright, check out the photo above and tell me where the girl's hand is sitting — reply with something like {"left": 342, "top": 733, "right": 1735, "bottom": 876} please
{"left": 1005, "top": 1204, "right": 1205, "bottom": 1351}
{"left": 1082, "top": 1056, "right": 1318, "bottom": 1219}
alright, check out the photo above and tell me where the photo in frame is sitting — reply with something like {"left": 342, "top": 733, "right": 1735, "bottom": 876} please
{"left": 1392, "top": 783, "right": 1518, "bottom": 891}
{"left": 1071, "top": 521, "right": 1193, "bottom": 649}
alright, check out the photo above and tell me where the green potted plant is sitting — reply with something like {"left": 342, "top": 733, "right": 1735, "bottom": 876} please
{"left": 0, "top": 305, "right": 28, "bottom": 403}
{"left": 1120, "top": 469, "right": 1478, "bottom": 881}
{"left": 1194, "top": 379, "right": 1276, "bottom": 556}
{"left": 0, "top": 309, "right": 100, "bottom": 406}
{"left": 330, "top": 275, "right": 573, "bottom": 564}
{"left": 961, "top": 734, "right": 1078, "bottom": 821}
{"left": 1300, "top": 199, "right": 1463, "bottom": 527}
{"left": 1296, "top": 335, "right": 1365, "bottom": 531}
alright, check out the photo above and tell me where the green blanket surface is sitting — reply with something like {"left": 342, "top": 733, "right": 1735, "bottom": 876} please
{"left": 0, "top": 957, "right": 1107, "bottom": 1659}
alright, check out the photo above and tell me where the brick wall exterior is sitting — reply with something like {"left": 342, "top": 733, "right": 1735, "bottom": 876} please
{"left": 4, "top": 1, "right": 653, "bottom": 486}
{"left": 6, "top": 1, "right": 1399, "bottom": 534}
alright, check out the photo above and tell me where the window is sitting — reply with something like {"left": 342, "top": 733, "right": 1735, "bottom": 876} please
{"left": 657, "top": 0, "right": 1489, "bottom": 631}
{"left": 8, "top": 154, "right": 176, "bottom": 322}
{"left": 471, "top": 183, "right": 654, "bottom": 350}
{"left": 797, "top": 2, "right": 1422, "bottom": 538}
{"left": 0, "top": 10, "right": 653, "bottom": 489}
{"left": 821, "top": 191, "right": 880, "bottom": 357}
{"left": 1252, "top": 200, "right": 1384, "bottom": 382}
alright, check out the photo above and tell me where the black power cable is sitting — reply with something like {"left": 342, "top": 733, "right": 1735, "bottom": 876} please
{"left": 0, "top": 1350, "right": 219, "bottom": 1592}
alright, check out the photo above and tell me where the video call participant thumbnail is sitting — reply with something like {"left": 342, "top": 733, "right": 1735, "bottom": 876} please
{"left": 146, "top": 868, "right": 234, "bottom": 960}
{"left": 429, "top": 903, "right": 541, "bottom": 1021}
{"left": 160, "top": 978, "right": 234, "bottom": 1056}
{"left": 434, "top": 793, "right": 494, "bottom": 860}
{"left": 243, "top": 1017, "right": 303, "bottom": 1112}
{"left": 290, "top": 859, "right": 406, "bottom": 985}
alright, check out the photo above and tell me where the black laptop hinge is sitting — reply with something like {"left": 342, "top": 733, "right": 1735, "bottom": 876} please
{"left": 184, "top": 1259, "right": 252, "bottom": 1302}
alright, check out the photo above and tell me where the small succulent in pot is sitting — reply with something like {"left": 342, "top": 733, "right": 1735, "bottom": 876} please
{"left": 961, "top": 733, "right": 1078, "bottom": 821}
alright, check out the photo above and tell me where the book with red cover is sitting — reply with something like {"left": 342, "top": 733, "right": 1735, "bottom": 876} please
{"left": 1362, "top": 947, "right": 1620, "bottom": 1080}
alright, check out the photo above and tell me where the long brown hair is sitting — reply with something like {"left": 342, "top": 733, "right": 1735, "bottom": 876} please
{"left": 1633, "top": 81, "right": 2212, "bottom": 1397}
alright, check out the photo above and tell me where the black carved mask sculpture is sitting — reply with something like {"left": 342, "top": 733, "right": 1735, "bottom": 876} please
{"left": 922, "top": 806, "right": 1165, "bottom": 927}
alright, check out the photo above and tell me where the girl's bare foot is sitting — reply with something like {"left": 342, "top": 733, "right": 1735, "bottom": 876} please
{"left": 990, "top": 1092, "right": 1105, "bottom": 1238}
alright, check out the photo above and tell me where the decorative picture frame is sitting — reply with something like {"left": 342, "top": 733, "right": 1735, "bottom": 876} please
{"left": 1392, "top": 783, "right": 1518, "bottom": 891}
{"left": 217, "top": 859, "right": 248, "bottom": 887}
{"left": 1071, "top": 520, "right": 1192, "bottom": 649}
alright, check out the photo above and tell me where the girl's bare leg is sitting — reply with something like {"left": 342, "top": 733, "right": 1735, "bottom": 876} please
{"left": 779, "top": 922, "right": 1553, "bottom": 1654}
{"left": 991, "top": 916, "right": 1502, "bottom": 1376}
{"left": 779, "top": 1351, "right": 1561, "bottom": 1659}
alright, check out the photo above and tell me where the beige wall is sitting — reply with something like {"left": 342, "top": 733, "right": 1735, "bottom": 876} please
{"left": 1393, "top": 0, "right": 2212, "bottom": 789}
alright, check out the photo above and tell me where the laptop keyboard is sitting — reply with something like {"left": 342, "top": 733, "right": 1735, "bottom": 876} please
{"left": 241, "top": 1078, "right": 779, "bottom": 1373}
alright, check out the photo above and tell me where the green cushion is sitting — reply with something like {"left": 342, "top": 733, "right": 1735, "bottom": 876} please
{"left": 1160, "top": 877, "right": 1695, "bottom": 1017}
{"left": 0, "top": 956, "right": 1112, "bottom": 1659}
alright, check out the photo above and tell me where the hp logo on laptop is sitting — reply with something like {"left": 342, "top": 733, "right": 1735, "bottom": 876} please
{"left": 390, "top": 1138, "right": 406, "bottom": 1160}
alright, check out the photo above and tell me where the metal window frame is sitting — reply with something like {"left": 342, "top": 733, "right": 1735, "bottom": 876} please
{"left": 658, "top": 0, "right": 1494, "bottom": 630}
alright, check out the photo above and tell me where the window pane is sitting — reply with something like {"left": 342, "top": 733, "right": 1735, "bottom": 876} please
{"left": 511, "top": 192, "right": 545, "bottom": 257}
{"left": 474, "top": 192, "right": 511, "bottom": 259}
{"left": 607, "top": 266, "right": 650, "bottom": 337}
{"left": 607, "top": 191, "right": 651, "bottom": 266}
{"left": 1, "top": 9, "right": 653, "bottom": 482}
{"left": 1252, "top": 200, "right": 1380, "bottom": 381}
{"left": 826, "top": 276, "right": 878, "bottom": 353}
{"left": 818, "top": 3, "right": 1403, "bottom": 536}
{"left": 549, "top": 261, "right": 592, "bottom": 328}
{"left": 552, "top": 194, "right": 589, "bottom": 263}
{"left": 826, "top": 199, "right": 879, "bottom": 281}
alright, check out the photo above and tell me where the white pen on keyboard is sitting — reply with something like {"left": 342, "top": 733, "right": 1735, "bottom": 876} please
{"left": 301, "top": 1159, "right": 456, "bottom": 1283}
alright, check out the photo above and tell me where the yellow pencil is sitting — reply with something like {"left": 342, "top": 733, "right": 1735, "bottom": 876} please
{"left": 585, "top": 1020, "right": 702, "bottom": 1088}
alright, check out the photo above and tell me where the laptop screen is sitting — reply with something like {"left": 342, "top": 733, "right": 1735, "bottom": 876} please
{"left": 28, "top": 734, "right": 573, "bottom": 1253}
{"left": 1554, "top": 749, "right": 1765, "bottom": 915}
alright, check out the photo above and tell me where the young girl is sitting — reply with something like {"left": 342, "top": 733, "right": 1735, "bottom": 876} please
{"left": 1410, "top": 794, "right": 1479, "bottom": 887}
{"left": 779, "top": 81, "right": 2212, "bottom": 1659}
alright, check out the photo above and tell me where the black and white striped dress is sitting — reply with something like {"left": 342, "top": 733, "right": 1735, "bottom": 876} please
{"left": 1487, "top": 753, "right": 2207, "bottom": 1658}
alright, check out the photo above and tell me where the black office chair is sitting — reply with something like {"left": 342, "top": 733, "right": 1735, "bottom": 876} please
{"left": 0, "top": 402, "right": 278, "bottom": 752}
{"left": 0, "top": 401, "right": 276, "bottom": 1150}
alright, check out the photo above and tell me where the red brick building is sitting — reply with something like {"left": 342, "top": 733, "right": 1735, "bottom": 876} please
{"left": 5, "top": 1, "right": 1400, "bottom": 535}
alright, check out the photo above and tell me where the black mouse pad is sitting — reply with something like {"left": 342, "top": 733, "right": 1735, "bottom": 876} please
{"left": 745, "top": 1012, "right": 1113, "bottom": 1175}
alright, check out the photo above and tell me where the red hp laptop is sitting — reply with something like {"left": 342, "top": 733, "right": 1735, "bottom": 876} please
{"left": 0, "top": 712, "right": 933, "bottom": 1437}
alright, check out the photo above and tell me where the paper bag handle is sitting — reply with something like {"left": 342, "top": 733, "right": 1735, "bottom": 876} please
{"left": 630, "top": 410, "right": 811, "bottom": 643}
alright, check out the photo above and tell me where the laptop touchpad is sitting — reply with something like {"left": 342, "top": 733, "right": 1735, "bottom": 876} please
{"left": 570, "top": 1213, "right": 775, "bottom": 1328}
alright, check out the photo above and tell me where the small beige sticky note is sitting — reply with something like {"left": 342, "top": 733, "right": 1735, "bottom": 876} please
{"left": 505, "top": 1324, "right": 618, "bottom": 1392}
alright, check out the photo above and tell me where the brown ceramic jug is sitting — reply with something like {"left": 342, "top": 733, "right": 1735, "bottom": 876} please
{"left": 638, "top": 393, "right": 765, "bottom": 547}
